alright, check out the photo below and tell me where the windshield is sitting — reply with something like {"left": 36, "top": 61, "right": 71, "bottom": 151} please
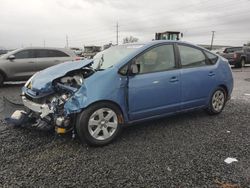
{"left": 92, "top": 44, "right": 144, "bottom": 70}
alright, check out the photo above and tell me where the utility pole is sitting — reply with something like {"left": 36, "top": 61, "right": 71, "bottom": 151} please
{"left": 210, "top": 31, "right": 215, "bottom": 50}
{"left": 66, "top": 35, "right": 69, "bottom": 48}
{"left": 116, "top": 22, "right": 119, "bottom": 45}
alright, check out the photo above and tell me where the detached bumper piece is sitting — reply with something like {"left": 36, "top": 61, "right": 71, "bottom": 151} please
{"left": 6, "top": 94, "right": 74, "bottom": 133}
{"left": 6, "top": 110, "right": 53, "bottom": 131}
{"left": 5, "top": 110, "right": 29, "bottom": 127}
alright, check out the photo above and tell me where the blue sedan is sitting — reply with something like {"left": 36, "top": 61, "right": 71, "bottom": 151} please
{"left": 12, "top": 40, "right": 233, "bottom": 146}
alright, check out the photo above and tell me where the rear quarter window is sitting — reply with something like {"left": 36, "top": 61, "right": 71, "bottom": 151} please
{"left": 204, "top": 51, "right": 218, "bottom": 65}
{"left": 178, "top": 45, "right": 206, "bottom": 68}
{"left": 48, "top": 50, "right": 69, "bottom": 57}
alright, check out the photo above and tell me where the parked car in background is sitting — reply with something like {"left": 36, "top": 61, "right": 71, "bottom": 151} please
{"left": 0, "top": 49, "right": 9, "bottom": 56}
{"left": 9, "top": 41, "right": 233, "bottom": 146}
{"left": 82, "top": 46, "right": 101, "bottom": 59}
{"left": 218, "top": 47, "right": 243, "bottom": 68}
{"left": 233, "top": 46, "right": 250, "bottom": 68}
{"left": 0, "top": 47, "right": 77, "bottom": 86}
{"left": 70, "top": 47, "right": 83, "bottom": 56}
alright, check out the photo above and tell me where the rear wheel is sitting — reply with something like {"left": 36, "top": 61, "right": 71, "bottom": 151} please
{"left": 235, "top": 62, "right": 241, "bottom": 68}
{"left": 241, "top": 58, "right": 245, "bottom": 68}
{"left": 76, "top": 102, "right": 123, "bottom": 146}
{"left": 0, "top": 73, "right": 4, "bottom": 87}
{"left": 206, "top": 87, "right": 226, "bottom": 115}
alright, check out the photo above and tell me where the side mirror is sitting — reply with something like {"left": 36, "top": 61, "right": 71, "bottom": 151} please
{"left": 130, "top": 64, "right": 139, "bottom": 75}
{"left": 8, "top": 55, "right": 15, "bottom": 60}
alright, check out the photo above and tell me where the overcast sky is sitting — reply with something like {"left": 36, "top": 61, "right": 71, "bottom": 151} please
{"left": 0, "top": 0, "right": 250, "bottom": 49}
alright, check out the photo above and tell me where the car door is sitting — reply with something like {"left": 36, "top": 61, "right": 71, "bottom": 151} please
{"left": 177, "top": 44, "right": 218, "bottom": 109}
{"left": 7, "top": 49, "right": 37, "bottom": 79}
{"left": 128, "top": 44, "right": 181, "bottom": 120}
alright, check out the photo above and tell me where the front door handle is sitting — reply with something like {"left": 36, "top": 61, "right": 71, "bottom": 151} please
{"left": 170, "top": 76, "right": 178, "bottom": 83}
{"left": 208, "top": 71, "right": 215, "bottom": 77}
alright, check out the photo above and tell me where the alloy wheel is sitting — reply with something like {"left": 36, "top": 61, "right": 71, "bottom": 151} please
{"left": 212, "top": 90, "right": 225, "bottom": 112}
{"left": 88, "top": 108, "right": 118, "bottom": 140}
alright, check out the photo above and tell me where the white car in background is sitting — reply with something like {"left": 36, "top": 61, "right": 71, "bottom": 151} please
{"left": 0, "top": 47, "right": 78, "bottom": 86}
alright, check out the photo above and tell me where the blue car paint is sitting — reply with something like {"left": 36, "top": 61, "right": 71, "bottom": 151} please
{"left": 26, "top": 59, "right": 93, "bottom": 95}
{"left": 64, "top": 67, "right": 130, "bottom": 121}
{"left": 128, "top": 69, "right": 181, "bottom": 120}
{"left": 23, "top": 40, "right": 233, "bottom": 124}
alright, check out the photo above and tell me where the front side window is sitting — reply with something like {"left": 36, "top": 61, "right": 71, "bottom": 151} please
{"left": 133, "top": 45, "right": 175, "bottom": 74}
{"left": 14, "top": 50, "right": 34, "bottom": 59}
{"left": 178, "top": 45, "right": 206, "bottom": 68}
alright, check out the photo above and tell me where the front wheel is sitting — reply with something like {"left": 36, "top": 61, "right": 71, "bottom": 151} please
{"left": 206, "top": 87, "right": 226, "bottom": 115}
{"left": 76, "top": 102, "right": 123, "bottom": 146}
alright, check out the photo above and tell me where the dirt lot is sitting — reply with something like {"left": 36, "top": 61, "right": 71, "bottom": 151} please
{"left": 0, "top": 68, "right": 250, "bottom": 187}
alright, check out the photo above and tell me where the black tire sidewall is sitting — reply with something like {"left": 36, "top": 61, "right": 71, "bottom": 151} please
{"left": 241, "top": 58, "right": 245, "bottom": 67}
{"left": 76, "top": 102, "right": 123, "bottom": 146}
{"left": 0, "top": 73, "right": 4, "bottom": 87}
{"left": 207, "top": 87, "right": 226, "bottom": 115}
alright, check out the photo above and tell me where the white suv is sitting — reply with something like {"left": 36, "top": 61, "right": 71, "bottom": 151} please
{"left": 0, "top": 47, "right": 78, "bottom": 86}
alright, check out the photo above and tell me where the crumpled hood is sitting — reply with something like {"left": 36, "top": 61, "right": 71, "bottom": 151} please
{"left": 25, "top": 59, "right": 93, "bottom": 96}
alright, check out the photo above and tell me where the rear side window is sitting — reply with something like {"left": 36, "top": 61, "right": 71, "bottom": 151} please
{"left": 204, "top": 51, "right": 218, "bottom": 64}
{"left": 35, "top": 49, "right": 49, "bottom": 58}
{"left": 178, "top": 45, "right": 206, "bottom": 68}
{"left": 48, "top": 50, "right": 69, "bottom": 57}
{"left": 14, "top": 50, "right": 35, "bottom": 59}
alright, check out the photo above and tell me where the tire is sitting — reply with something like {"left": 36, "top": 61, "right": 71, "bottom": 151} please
{"left": 206, "top": 87, "right": 226, "bottom": 115}
{"left": 76, "top": 102, "right": 123, "bottom": 146}
{"left": 0, "top": 73, "right": 4, "bottom": 87}
{"left": 234, "top": 63, "right": 241, "bottom": 68}
{"left": 240, "top": 58, "right": 245, "bottom": 68}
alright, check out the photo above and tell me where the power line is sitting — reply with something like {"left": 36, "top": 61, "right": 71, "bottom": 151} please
{"left": 116, "top": 22, "right": 119, "bottom": 45}
{"left": 66, "top": 35, "right": 69, "bottom": 48}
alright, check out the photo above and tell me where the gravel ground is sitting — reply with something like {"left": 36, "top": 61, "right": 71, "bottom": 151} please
{"left": 0, "top": 67, "right": 250, "bottom": 187}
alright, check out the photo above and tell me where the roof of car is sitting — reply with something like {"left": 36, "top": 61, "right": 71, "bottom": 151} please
{"left": 20, "top": 47, "right": 73, "bottom": 51}
{"left": 120, "top": 40, "right": 210, "bottom": 52}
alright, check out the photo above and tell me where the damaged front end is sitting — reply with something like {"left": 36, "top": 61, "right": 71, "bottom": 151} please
{"left": 6, "top": 60, "right": 94, "bottom": 134}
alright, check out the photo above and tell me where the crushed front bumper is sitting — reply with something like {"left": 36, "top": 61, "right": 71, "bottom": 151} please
{"left": 22, "top": 95, "right": 53, "bottom": 118}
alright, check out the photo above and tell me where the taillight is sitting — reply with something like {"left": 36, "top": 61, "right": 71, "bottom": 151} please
{"left": 75, "top": 57, "right": 81, "bottom": 61}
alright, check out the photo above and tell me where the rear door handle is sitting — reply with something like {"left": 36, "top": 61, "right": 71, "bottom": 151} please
{"left": 27, "top": 61, "right": 35, "bottom": 63}
{"left": 170, "top": 76, "right": 179, "bottom": 83}
{"left": 208, "top": 71, "right": 215, "bottom": 77}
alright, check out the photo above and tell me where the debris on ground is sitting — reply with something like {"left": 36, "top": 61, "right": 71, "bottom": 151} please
{"left": 224, "top": 157, "right": 238, "bottom": 164}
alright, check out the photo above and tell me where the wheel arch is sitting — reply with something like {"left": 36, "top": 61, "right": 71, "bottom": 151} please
{"left": 241, "top": 55, "right": 246, "bottom": 61}
{"left": 0, "top": 69, "right": 7, "bottom": 80}
{"left": 218, "top": 84, "right": 228, "bottom": 98}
